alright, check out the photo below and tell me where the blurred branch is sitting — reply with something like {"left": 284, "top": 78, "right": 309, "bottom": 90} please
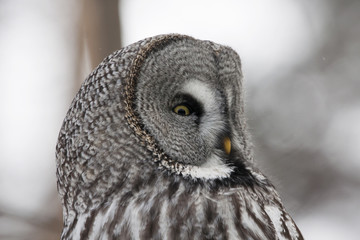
{"left": 82, "top": 0, "right": 122, "bottom": 69}
{"left": 74, "top": 0, "right": 122, "bottom": 89}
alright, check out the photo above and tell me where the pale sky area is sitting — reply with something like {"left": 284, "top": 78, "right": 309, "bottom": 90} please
{"left": 0, "top": 0, "right": 359, "bottom": 239}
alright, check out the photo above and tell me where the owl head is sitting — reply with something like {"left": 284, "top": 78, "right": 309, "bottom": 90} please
{"left": 56, "top": 34, "right": 303, "bottom": 240}
{"left": 56, "top": 34, "right": 257, "bottom": 217}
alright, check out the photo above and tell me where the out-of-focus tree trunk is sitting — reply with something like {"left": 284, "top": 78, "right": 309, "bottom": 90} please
{"left": 45, "top": 1, "right": 122, "bottom": 238}
{"left": 74, "top": 0, "right": 122, "bottom": 88}
{"left": 82, "top": 0, "right": 122, "bottom": 68}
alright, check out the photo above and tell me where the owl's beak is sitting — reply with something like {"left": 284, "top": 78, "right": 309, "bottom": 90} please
{"left": 223, "top": 136, "right": 231, "bottom": 155}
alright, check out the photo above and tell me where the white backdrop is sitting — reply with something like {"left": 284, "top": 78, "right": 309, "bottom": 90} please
{"left": 1, "top": 0, "right": 359, "bottom": 239}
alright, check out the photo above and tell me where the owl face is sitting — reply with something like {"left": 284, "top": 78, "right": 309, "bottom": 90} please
{"left": 134, "top": 39, "right": 245, "bottom": 179}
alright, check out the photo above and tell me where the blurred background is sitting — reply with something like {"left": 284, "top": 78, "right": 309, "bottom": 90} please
{"left": 0, "top": 0, "right": 359, "bottom": 239}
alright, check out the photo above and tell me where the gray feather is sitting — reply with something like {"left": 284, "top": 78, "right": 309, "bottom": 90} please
{"left": 56, "top": 34, "right": 303, "bottom": 240}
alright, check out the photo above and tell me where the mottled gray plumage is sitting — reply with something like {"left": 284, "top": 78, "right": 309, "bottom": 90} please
{"left": 56, "top": 34, "right": 303, "bottom": 240}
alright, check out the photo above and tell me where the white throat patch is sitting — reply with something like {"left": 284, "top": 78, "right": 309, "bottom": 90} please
{"left": 181, "top": 153, "right": 234, "bottom": 179}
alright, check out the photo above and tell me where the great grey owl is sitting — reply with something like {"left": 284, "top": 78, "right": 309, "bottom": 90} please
{"left": 56, "top": 34, "right": 303, "bottom": 240}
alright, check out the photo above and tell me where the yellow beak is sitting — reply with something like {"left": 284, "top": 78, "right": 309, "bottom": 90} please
{"left": 223, "top": 136, "right": 231, "bottom": 155}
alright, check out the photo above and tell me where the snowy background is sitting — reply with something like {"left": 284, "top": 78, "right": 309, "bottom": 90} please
{"left": 1, "top": 0, "right": 359, "bottom": 239}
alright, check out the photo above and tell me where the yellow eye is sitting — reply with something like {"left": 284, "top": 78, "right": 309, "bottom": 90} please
{"left": 173, "top": 104, "right": 191, "bottom": 116}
